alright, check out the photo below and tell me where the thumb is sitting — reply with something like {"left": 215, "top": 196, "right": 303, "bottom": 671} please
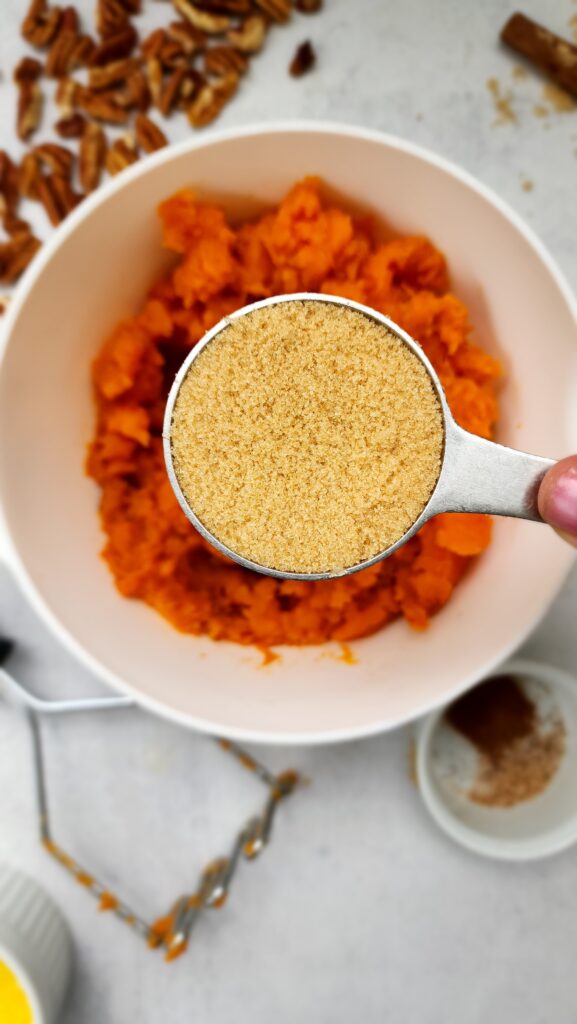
{"left": 538, "top": 455, "right": 577, "bottom": 548}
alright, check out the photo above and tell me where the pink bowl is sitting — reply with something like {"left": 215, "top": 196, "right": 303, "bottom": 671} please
{"left": 0, "top": 122, "right": 575, "bottom": 744}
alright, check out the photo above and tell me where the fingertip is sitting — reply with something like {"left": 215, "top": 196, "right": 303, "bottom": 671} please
{"left": 538, "top": 456, "right": 577, "bottom": 540}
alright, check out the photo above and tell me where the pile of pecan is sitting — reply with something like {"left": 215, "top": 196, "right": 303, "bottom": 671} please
{"left": 0, "top": 0, "right": 321, "bottom": 289}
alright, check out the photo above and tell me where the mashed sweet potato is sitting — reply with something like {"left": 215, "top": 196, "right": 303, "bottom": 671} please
{"left": 87, "top": 179, "right": 500, "bottom": 645}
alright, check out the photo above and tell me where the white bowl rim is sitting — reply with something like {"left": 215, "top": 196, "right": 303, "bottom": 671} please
{"left": 416, "top": 657, "right": 577, "bottom": 862}
{"left": 0, "top": 120, "right": 576, "bottom": 745}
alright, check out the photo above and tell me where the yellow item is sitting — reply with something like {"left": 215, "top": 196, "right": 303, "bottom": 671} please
{"left": 0, "top": 961, "right": 33, "bottom": 1024}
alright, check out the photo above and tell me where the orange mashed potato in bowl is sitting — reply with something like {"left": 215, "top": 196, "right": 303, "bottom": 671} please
{"left": 87, "top": 179, "right": 499, "bottom": 647}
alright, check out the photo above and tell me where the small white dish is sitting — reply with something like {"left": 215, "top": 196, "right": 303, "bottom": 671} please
{"left": 416, "top": 658, "right": 577, "bottom": 861}
{"left": 0, "top": 864, "right": 71, "bottom": 1024}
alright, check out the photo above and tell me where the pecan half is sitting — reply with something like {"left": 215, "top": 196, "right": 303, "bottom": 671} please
{"left": 198, "top": 0, "right": 251, "bottom": 10}
{"left": 38, "top": 172, "right": 81, "bottom": 225}
{"left": 145, "top": 57, "right": 164, "bottom": 107}
{"left": 70, "top": 34, "right": 96, "bottom": 67}
{"left": 0, "top": 171, "right": 24, "bottom": 241}
{"left": 0, "top": 232, "right": 42, "bottom": 284}
{"left": 96, "top": 0, "right": 131, "bottom": 38}
{"left": 158, "top": 38, "right": 188, "bottom": 68}
{"left": 177, "top": 68, "right": 206, "bottom": 107}
{"left": 21, "top": 1, "right": 63, "bottom": 49}
{"left": 55, "top": 76, "right": 82, "bottom": 113}
{"left": 18, "top": 153, "right": 42, "bottom": 199}
{"left": 187, "top": 73, "right": 238, "bottom": 126}
{"left": 0, "top": 152, "right": 21, "bottom": 211}
{"left": 79, "top": 122, "right": 107, "bottom": 192}
{"left": 78, "top": 88, "right": 130, "bottom": 123}
{"left": 105, "top": 136, "right": 139, "bottom": 175}
{"left": 13, "top": 57, "right": 44, "bottom": 84}
{"left": 227, "top": 15, "right": 267, "bottom": 52}
{"left": 2, "top": 210, "right": 33, "bottom": 236}
{"left": 54, "top": 112, "right": 86, "bottom": 137}
{"left": 158, "top": 65, "right": 186, "bottom": 114}
{"left": 17, "top": 81, "right": 44, "bottom": 141}
{"left": 88, "top": 57, "right": 139, "bottom": 89}
{"left": 121, "top": 70, "right": 152, "bottom": 111}
{"left": 36, "top": 179, "right": 56, "bottom": 222}
{"left": 254, "top": 0, "right": 292, "bottom": 22}
{"left": 60, "top": 5, "right": 79, "bottom": 32}
{"left": 90, "top": 24, "right": 137, "bottom": 65}
{"left": 140, "top": 28, "right": 167, "bottom": 59}
{"left": 172, "top": 0, "right": 231, "bottom": 34}
{"left": 296, "top": 0, "right": 321, "bottom": 11}
{"left": 33, "top": 142, "right": 75, "bottom": 177}
{"left": 45, "top": 27, "right": 80, "bottom": 76}
{"left": 204, "top": 45, "right": 248, "bottom": 77}
{"left": 134, "top": 113, "right": 168, "bottom": 152}
{"left": 167, "top": 21, "right": 206, "bottom": 55}
{"left": 159, "top": 66, "right": 203, "bottom": 114}
{"left": 289, "top": 39, "right": 315, "bottom": 76}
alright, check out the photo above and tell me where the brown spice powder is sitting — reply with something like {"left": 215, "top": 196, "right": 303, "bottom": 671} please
{"left": 447, "top": 675, "right": 537, "bottom": 758}
{"left": 446, "top": 675, "right": 566, "bottom": 807}
{"left": 170, "top": 300, "right": 444, "bottom": 575}
{"left": 469, "top": 726, "right": 565, "bottom": 807}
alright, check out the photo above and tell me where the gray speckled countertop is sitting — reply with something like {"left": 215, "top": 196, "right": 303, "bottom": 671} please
{"left": 1, "top": 1, "right": 577, "bottom": 1021}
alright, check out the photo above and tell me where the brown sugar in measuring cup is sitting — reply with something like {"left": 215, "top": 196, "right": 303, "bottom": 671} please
{"left": 169, "top": 299, "right": 444, "bottom": 575}
{"left": 163, "top": 293, "right": 555, "bottom": 580}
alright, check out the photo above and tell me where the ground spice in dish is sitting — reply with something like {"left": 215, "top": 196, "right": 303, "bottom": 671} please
{"left": 170, "top": 301, "right": 444, "bottom": 574}
{"left": 446, "top": 675, "right": 566, "bottom": 807}
{"left": 87, "top": 178, "right": 499, "bottom": 646}
{"left": 447, "top": 675, "right": 536, "bottom": 757}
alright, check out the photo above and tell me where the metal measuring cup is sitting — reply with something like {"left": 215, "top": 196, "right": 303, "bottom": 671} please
{"left": 163, "top": 294, "right": 554, "bottom": 581}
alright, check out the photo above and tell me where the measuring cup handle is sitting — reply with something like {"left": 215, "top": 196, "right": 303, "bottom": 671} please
{"left": 428, "top": 421, "right": 555, "bottom": 522}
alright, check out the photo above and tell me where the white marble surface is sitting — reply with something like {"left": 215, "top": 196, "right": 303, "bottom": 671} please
{"left": 2, "top": 0, "right": 577, "bottom": 1021}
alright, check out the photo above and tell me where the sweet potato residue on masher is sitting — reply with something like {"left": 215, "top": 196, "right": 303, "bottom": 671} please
{"left": 87, "top": 179, "right": 499, "bottom": 646}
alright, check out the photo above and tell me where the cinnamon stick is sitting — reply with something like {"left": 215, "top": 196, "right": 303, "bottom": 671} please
{"left": 501, "top": 12, "right": 577, "bottom": 97}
